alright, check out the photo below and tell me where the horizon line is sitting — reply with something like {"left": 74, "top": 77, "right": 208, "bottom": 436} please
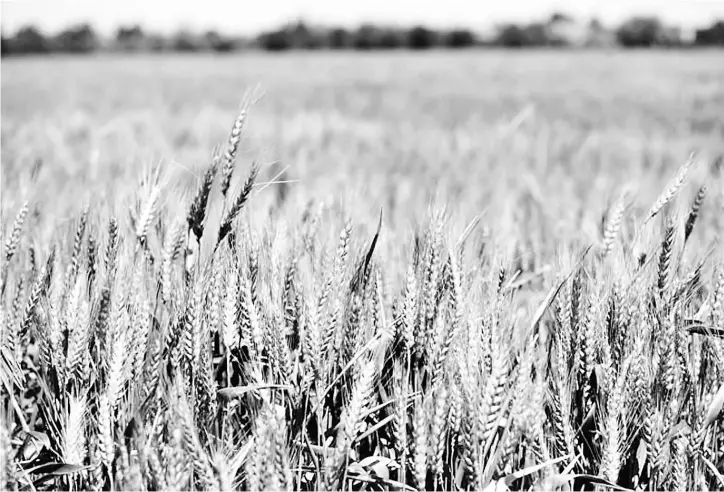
{"left": 2, "top": 11, "right": 723, "bottom": 38}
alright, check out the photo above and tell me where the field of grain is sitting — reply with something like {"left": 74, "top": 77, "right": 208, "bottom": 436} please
{"left": 1, "top": 51, "right": 724, "bottom": 491}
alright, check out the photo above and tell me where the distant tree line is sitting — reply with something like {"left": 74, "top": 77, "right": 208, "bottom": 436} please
{"left": 256, "top": 23, "right": 476, "bottom": 50}
{"left": 3, "top": 14, "right": 724, "bottom": 56}
{"left": 0, "top": 23, "right": 247, "bottom": 55}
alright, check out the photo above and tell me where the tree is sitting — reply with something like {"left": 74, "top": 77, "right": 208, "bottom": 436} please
{"left": 407, "top": 26, "right": 437, "bottom": 49}
{"left": 258, "top": 29, "right": 292, "bottom": 51}
{"left": 378, "top": 28, "right": 405, "bottom": 49}
{"left": 547, "top": 12, "right": 576, "bottom": 46}
{"left": 172, "top": 29, "right": 205, "bottom": 51}
{"left": 444, "top": 29, "right": 476, "bottom": 48}
{"left": 616, "top": 17, "right": 667, "bottom": 47}
{"left": 289, "top": 21, "right": 323, "bottom": 49}
{"left": 1, "top": 35, "right": 10, "bottom": 56}
{"left": 494, "top": 23, "right": 551, "bottom": 47}
{"left": 8, "top": 25, "right": 50, "bottom": 54}
{"left": 494, "top": 24, "right": 528, "bottom": 47}
{"left": 54, "top": 23, "right": 99, "bottom": 53}
{"left": 522, "top": 23, "right": 551, "bottom": 45}
{"left": 353, "top": 25, "right": 381, "bottom": 50}
{"left": 115, "top": 25, "right": 146, "bottom": 51}
{"left": 695, "top": 20, "right": 724, "bottom": 45}
{"left": 549, "top": 12, "right": 573, "bottom": 24}
{"left": 329, "top": 28, "right": 352, "bottom": 49}
{"left": 205, "top": 30, "right": 235, "bottom": 52}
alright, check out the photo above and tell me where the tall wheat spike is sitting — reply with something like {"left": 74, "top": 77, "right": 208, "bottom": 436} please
{"left": 601, "top": 192, "right": 627, "bottom": 258}
{"left": 645, "top": 153, "right": 696, "bottom": 224}
{"left": 684, "top": 184, "right": 706, "bottom": 244}
{"left": 220, "top": 102, "right": 250, "bottom": 197}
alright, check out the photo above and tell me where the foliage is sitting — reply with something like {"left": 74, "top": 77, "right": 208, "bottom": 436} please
{"left": 352, "top": 25, "right": 407, "bottom": 50}
{"left": 329, "top": 28, "right": 353, "bottom": 49}
{"left": 3, "top": 14, "right": 724, "bottom": 56}
{"left": 257, "top": 29, "right": 293, "bottom": 51}
{"left": 695, "top": 21, "right": 724, "bottom": 46}
{"left": 407, "top": 26, "right": 438, "bottom": 50}
{"left": 205, "top": 30, "right": 237, "bottom": 52}
{"left": 114, "top": 25, "right": 146, "bottom": 51}
{"left": 256, "top": 22, "right": 320, "bottom": 51}
{"left": 615, "top": 17, "right": 681, "bottom": 47}
{"left": 443, "top": 29, "right": 477, "bottom": 48}
{"left": 4, "top": 25, "right": 51, "bottom": 54}
{"left": 1, "top": 36, "right": 10, "bottom": 56}
{"left": 494, "top": 24, "right": 550, "bottom": 47}
{"left": 52, "top": 24, "right": 99, "bottom": 53}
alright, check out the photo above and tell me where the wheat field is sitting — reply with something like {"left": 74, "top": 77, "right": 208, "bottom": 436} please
{"left": 1, "top": 51, "right": 724, "bottom": 491}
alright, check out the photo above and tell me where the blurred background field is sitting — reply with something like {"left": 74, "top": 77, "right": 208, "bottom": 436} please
{"left": 2, "top": 50, "right": 724, "bottom": 261}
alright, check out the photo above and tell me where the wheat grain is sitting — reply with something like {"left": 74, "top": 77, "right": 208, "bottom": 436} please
{"left": 220, "top": 103, "right": 250, "bottom": 197}
{"left": 645, "top": 153, "right": 696, "bottom": 224}
{"left": 684, "top": 184, "right": 706, "bottom": 245}
{"left": 3, "top": 200, "right": 29, "bottom": 267}
{"left": 601, "top": 192, "right": 627, "bottom": 258}
{"left": 62, "top": 395, "right": 87, "bottom": 465}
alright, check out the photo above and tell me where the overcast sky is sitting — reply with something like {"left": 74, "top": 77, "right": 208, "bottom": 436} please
{"left": 2, "top": 0, "right": 723, "bottom": 35}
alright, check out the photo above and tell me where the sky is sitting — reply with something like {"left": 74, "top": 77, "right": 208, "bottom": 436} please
{"left": 2, "top": 0, "right": 724, "bottom": 36}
